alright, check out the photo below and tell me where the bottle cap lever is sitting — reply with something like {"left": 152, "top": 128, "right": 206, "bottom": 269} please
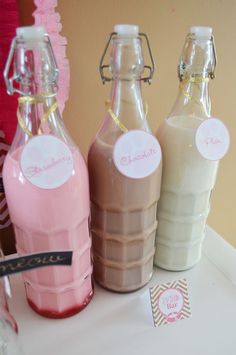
{"left": 99, "top": 31, "right": 156, "bottom": 85}
{"left": 4, "top": 29, "right": 59, "bottom": 97}
{"left": 178, "top": 31, "right": 217, "bottom": 81}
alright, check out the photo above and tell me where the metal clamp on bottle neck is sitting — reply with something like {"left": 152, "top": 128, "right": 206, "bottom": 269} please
{"left": 178, "top": 32, "right": 217, "bottom": 81}
{"left": 208, "top": 34, "right": 217, "bottom": 79}
{"left": 99, "top": 31, "right": 156, "bottom": 85}
{"left": 4, "top": 31, "right": 59, "bottom": 98}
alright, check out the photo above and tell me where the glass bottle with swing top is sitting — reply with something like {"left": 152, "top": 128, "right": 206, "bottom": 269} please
{"left": 88, "top": 24, "right": 162, "bottom": 292}
{"left": 154, "top": 27, "right": 220, "bottom": 271}
{"left": 3, "top": 26, "right": 93, "bottom": 318}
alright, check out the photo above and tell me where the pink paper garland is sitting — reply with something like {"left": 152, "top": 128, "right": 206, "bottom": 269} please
{"left": 33, "top": 0, "right": 70, "bottom": 115}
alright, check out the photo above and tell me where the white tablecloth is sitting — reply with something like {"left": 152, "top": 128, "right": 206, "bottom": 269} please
{"left": 9, "top": 226, "right": 236, "bottom": 355}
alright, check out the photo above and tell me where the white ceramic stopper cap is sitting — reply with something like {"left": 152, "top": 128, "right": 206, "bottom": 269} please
{"left": 16, "top": 26, "right": 45, "bottom": 40}
{"left": 114, "top": 24, "right": 139, "bottom": 37}
{"left": 190, "top": 26, "right": 212, "bottom": 39}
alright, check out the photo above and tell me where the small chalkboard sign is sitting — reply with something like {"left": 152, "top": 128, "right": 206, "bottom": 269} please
{"left": 0, "top": 251, "right": 73, "bottom": 277}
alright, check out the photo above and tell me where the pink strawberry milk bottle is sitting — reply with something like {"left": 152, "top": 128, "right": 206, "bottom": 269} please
{"left": 3, "top": 26, "right": 93, "bottom": 318}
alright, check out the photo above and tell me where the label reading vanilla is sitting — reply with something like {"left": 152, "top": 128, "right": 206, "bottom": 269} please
{"left": 195, "top": 118, "right": 230, "bottom": 161}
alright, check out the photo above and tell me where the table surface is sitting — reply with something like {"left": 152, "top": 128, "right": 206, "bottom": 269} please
{"left": 8, "top": 226, "right": 236, "bottom": 355}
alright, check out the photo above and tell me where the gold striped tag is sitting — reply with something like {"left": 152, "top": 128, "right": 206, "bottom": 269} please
{"left": 149, "top": 278, "right": 191, "bottom": 327}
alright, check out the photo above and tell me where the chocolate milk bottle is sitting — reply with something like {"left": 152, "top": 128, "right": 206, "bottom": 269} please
{"left": 88, "top": 25, "right": 162, "bottom": 292}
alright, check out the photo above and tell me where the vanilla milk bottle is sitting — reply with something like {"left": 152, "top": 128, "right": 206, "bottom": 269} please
{"left": 154, "top": 27, "right": 219, "bottom": 270}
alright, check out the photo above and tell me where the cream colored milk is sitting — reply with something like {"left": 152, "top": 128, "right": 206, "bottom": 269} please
{"left": 154, "top": 116, "right": 218, "bottom": 270}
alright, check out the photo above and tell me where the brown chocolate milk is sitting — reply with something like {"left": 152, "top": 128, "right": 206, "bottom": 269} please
{"left": 88, "top": 131, "right": 162, "bottom": 292}
{"left": 88, "top": 24, "right": 162, "bottom": 292}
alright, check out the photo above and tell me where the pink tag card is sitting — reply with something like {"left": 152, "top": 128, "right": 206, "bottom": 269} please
{"left": 149, "top": 279, "right": 191, "bottom": 327}
{"left": 195, "top": 118, "right": 230, "bottom": 161}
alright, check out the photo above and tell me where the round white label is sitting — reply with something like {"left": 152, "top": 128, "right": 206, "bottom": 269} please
{"left": 113, "top": 130, "right": 161, "bottom": 179}
{"left": 158, "top": 288, "right": 184, "bottom": 321}
{"left": 20, "top": 135, "right": 74, "bottom": 189}
{"left": 195, "top": 118, "right": 230, "bottom": 161}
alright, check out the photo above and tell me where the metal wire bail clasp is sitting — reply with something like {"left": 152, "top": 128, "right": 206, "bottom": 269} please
{"left": 178, "top": 33, "right": 217, "bottom": 81}
{"left": 99, "top": 31, "right": 156, "bottom": 85}
{"left": 3, "top": 36, "right": 17, "bottom": 95}
{"left": 210, "top": 34, "right": 217, "bottom": 79}
{"left": 3, "top": 33, "right": 59, "bottom": 97}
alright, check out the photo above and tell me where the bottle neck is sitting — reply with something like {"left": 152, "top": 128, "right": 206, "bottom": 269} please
{"left": 99, "top": 36, "right": 150, "bottom": 137}
{"left": 18, "top": 83, "right": 60, "bottom": 135}
{"left": 109, "top": 78, "right": 149, "bottom": 131}
{"left": 10, "top": 84, "right": 73, "bottom": 152}
{"left": 169, "top": 75, "right": 211, "bottom": 119}
{"left": 173, "top": 30, "right": 216, "bottom": 119}
{"left": 7, "top": 36, "right": 75, "bottom": 152}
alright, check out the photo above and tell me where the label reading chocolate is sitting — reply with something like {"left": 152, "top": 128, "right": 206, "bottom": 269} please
{"left": 195, "top": 118, "right": 230, "bottom": 161}
{"left": 0, "top": 251, "right": 73, "bottom": 277}
{"left": 113, "top": 130, "right": 162, "bottom": 179}
{"left": 0, "top": 177, "right": 4, "bottom": 193}
{"left": 20, "top": 135, "right": 74, "bottom": 189}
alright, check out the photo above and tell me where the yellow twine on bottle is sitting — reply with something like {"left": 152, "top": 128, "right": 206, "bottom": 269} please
{"left": 105, "top": 100, "right": 149, "bottom": 133}
{"left": 179, "top": 76, "right": 210, "bottom": 102}
{"left": 17, "top": 95, "right": 58, "bottom": 138}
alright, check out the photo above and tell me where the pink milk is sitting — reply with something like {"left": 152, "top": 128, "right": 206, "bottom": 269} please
{"left": 3, "top": 147, "right": 93, "bottom": 318}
